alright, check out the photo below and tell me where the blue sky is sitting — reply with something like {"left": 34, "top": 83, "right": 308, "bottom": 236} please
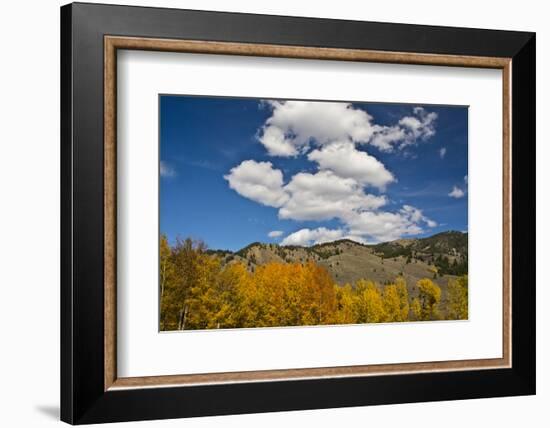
{"left": 160, "top": 95, "right": 468, "bottom": 251}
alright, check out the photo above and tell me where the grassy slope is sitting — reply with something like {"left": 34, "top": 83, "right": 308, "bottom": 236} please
{"left": 209, "top": 232, "right": 468, "bottom": 310}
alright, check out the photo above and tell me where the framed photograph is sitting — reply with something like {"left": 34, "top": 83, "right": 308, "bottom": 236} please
{"left": 60, "top": 2, "right": 535, "bottom": 424}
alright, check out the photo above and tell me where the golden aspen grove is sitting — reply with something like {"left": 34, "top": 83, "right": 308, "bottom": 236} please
{"left": 160, "top": 235, "right": 468, "bottom": 331}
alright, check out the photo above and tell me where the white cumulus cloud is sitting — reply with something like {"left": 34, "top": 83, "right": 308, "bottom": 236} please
{"left": 224, "top": 160, "right": 289, "bottom": 207}
{"left": 278, "top": 204, "right": 436, "bottom": 246}
{"left": 439, "top": 147, "right": 447, "bottom": 158}
{"left": 259, "top": 125, "right": 297, "bottom": 157}
{"left": 281, "top": 227, "right": 344, "bottom": 246}
{"left": 370, "top": 106, "right": 438, "bottom": 152}
{"left": 400, "top": 205, "right": 437, "bottom": 228}
{"left": 258, "top": 101, "right": 438, "bottom": 156}
{"left": 448, "top": 186, "right": 465, "bottom": 198}
{"left": 307, "top": 141, "right": 395, "bottom": 190}
{"left": 345, "top": 205, "right": 436, "bottom": 243}
{"left": 369, "top": 126, "right": 406, "bottom": 152}
{"left": 259, "top": 100, "right": 376, "bottom": 157}
{"left": 399, "top": 107, "right": 437, "bottom": 141}
{"left": 223, "top": 101, "right": 442, "bottom": 245}
{"left": 279, "top": 170, "right": 387, "bottom": 222}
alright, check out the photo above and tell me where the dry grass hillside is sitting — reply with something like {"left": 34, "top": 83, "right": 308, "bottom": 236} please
{"left": 207, "top": 231, "right": 468, "bottom": 305}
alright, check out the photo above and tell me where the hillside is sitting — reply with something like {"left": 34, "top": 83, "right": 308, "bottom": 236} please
{"left": 207, "top": 231, "right": 468, "bottom": 301}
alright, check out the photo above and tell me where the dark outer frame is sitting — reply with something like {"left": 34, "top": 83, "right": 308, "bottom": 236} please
{"left": 61, "top": 2, "right": 535, "bottom": 424}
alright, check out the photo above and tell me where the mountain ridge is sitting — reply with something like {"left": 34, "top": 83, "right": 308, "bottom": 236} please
{"left": 214, "top": 230, "right": 465, "bottom": 253}
{"left": 206, "top": 231, "right": 467, "bottom": 291}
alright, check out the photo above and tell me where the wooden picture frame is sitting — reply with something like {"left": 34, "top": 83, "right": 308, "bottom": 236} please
{"left": 61, "top": 2, "right": 535, "bottom": 424}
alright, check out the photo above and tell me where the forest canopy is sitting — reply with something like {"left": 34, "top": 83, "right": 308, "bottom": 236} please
{"left": 160, "top": 235, "right": 468, "bottom": 331}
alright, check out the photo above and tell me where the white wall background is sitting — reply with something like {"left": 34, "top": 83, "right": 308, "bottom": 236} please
{"left": 0, "top": 1, "right": 545, "bottom": 427}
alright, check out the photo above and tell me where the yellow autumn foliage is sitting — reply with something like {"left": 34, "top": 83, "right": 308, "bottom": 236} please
{"left": 159, "top": 236, "right": 465, "bottom": 330}
{"left": 447, "top": 275, "right": 468, "bottom": 320}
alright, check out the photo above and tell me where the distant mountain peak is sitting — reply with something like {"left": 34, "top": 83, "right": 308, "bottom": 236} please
{"left": 209, "top": 231, "right": 467, "bottom": 287}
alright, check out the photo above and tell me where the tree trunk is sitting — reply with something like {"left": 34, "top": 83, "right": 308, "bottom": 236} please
{"left": 160, "top": 262, "right": 166, "bottom": 298}
{"left": 177, "top": 308, "right": 184, "bottom": 330}
{"left": 179, "top": 304, "right": 189, "bottom": 330}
